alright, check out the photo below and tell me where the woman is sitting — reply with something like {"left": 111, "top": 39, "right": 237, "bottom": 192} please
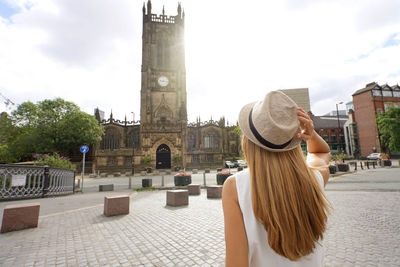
{"left": 222, "top": 91, "right": 331, "bottom": 267}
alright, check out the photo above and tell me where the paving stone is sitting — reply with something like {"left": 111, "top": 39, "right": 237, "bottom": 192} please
{"left": 0, "top": 169, "right": 399, "bottom": 266}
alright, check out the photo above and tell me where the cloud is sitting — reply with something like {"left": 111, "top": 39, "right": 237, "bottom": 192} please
{"left": 1, "top": 0, "right": 400, "bottom": 124}
{"left": 9, "top": 0, "right": 139, "bottom": 68}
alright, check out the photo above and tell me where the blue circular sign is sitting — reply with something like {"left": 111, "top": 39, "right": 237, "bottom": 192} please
{"left": 80, "top": 145, "right": 89, "bottom": 153}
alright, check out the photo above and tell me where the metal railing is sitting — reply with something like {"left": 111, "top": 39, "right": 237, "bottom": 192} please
{"left": 0, "top": 165, "right": 75, "bottom": 201}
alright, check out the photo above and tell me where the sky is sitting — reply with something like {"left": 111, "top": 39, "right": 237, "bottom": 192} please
{"left": 1, "top": 0, "right": 400, "bottom": 125}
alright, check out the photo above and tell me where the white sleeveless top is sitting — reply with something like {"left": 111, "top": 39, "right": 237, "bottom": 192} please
{"left": 235, "top": 168, "right": 325, "bottom": 267}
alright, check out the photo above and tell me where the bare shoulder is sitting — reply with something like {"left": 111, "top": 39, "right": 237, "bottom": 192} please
{"left": 307, "top": 152, "right": 331, "bottom": 186}
{"left": 222, "top": 176, "right": 237, "bottom": 201}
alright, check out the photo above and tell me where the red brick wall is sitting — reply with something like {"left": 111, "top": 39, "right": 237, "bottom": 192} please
{"left": 353, "top": 91, "right": 379, "bottom": 156}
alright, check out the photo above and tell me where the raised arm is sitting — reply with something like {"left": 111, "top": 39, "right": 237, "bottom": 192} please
{"left": 296, "top": 108, "right": 331, "bottom": 186}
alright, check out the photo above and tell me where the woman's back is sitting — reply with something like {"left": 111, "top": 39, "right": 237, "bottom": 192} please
{"left": 235, "top": 168, "right": 325, "bottom": 267}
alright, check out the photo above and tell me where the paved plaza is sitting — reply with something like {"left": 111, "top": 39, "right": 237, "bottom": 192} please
{"left": 0, "top": 167, "right": 399, "bottom": 266}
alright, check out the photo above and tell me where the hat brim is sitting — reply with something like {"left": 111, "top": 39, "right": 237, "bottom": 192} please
{"left": 238, "top": 101, "right": 302, "bottom": 152}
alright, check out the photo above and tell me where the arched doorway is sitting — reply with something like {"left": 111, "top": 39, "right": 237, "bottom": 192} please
{"left": 156, "top": 144, "right": 171, "bottom": 169}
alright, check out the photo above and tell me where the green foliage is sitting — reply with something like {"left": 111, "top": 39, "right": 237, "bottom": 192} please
{"left": 58, "top": 111, "right": 104, "bottom": 153}
{"left": 336, "top": 152, "right": 346, "bottom": 163}
{"left": 0, "top": 144, "right": 15, "bottom": 163}
{"left": 331, "top": 152, "right": 346, "bottom": 163}
{"left": 143, "top": 156, "right": 151, "bottom": 165}
{"left": 173, "top": 156, "right": 181, "bottom": 164}
{"left": 376, "top": 108, "right": 400, "bottom": 152}
{"left": 0, "top": 98, "right": 104, "bottom": 163}
{"left": 230, "top": 125, "right": 242, "bottom": 136}
{"left": 33, "top": 153, "right": 75, "bottom": 169}
{"left": 134, "top": 187, "right": 156, "bottom": 192}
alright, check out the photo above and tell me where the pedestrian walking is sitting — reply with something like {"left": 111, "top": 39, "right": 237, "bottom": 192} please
{"left": 222, "top": 91, "right": 331, "bottom": 267}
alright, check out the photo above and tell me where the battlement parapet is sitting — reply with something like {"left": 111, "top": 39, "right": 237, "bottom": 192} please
{"left": 151, "top": 14, "right": 176, "bottom": 24}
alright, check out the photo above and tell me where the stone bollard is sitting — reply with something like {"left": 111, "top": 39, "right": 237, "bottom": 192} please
{"left": 166, "top": 190, "right": 189, "bottom": 207}
{"left": 188, "top": 184, "right": 201, "bottom": 195}
{"left": 207, "top": 185, "right": 223, "bottom": 199}
{"left": 1, "top": 203, "right": 40, "bottom": 233}
{"left": 192, "top": 169, "right": 198, "bottom": 174}
{"left": 104, "top": 196, "right": 130, "bottom": 217}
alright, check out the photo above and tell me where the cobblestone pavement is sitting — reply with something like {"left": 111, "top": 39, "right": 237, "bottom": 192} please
{"left": 0, "top": 168, "right": 399, "bottom": 266}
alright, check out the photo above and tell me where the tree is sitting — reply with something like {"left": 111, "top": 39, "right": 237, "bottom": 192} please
{"left": 376, "top": 107, "right": 400, "bottom": 153}
{"left": 58, "top": 111, "right": 104, "bottom": 153}
{"left": 0, "top": 98, "right": 104, "bottom": 163}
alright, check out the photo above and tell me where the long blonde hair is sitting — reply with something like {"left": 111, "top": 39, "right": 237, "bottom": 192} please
{"left": 242, "top": 136, "right": 331, "bottom": 261}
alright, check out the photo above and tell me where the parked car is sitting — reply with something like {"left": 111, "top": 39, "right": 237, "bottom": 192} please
{"left": 236, "top": 160, "right": 247, "bottom": 168}
{"left": 225, "top": 161, "right": 235, "bottom": 168}
{"left": 366, "top": 153, "right": 382, "bottom": 160}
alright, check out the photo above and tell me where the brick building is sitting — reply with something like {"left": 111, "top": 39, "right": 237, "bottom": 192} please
{"left": 313, "top": 115, "right": 347, "bottom": 153}
{"left": 352, "top": 82, "right": 400, "bottom": 156}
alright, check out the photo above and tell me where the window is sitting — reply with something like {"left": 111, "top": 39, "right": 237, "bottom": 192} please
{"left": 126, "top": 130, "right": 134, "bottom": 148}
{"left": 372, "top": 90, "right": 382, "bottom": 96}
{"left": 206, "top": 154, "right": 214, "bottom": 162}
{"left": 376, "top": 108, "right": 383, "bottom": 114}
{"left": 382, "top": 91, "right": 393, "bottom": 97}
{"left": 331, "top": 135, "right": 337, "bottom": 143}
{"left": 321, "top": 135, "right": 329, "bottom": 143}
{"left": 192, "top": 154, "right": 199, "bottom": 164}
{"left": 188, "top": 134, "right": 196, "bottom": 149}
{"left": 230, "top": 144, "right": 236, "bottom": 153}
{"left": 393, "top": 91, "right": 400, "bottom": 97}
{"left": 204, "top": 132, "right": 219, "bottom": 149}
{"left": 101, "top": 128, "right": 120, "bottom": 150}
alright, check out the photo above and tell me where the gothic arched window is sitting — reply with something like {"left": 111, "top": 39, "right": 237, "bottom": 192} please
{"left": 204, "top": 132, "right": 219, "bottom": 149}
{"left": 100, "top": 127, "right": 120, "bottom": 150}
{"left": 188, "top": 134, "right": 196, "bottom": 149}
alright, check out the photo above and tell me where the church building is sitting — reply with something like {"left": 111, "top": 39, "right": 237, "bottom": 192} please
{"left": 91, "top": 1, "right": 241, "bottom": 174}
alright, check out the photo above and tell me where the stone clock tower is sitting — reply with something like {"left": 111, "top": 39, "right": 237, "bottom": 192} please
{"left": 140, "top": 0, "right": 187, "bottom": 169}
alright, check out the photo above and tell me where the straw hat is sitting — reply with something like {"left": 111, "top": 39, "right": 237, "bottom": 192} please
{"left": 238, "top": 90, "right": 301, "bottom": 152}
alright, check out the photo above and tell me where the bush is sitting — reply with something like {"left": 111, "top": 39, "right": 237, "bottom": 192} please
{"left": 34, "top": 153, "right": 74, "bottom": 169}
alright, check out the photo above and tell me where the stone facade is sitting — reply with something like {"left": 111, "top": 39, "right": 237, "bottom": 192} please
{"left": 91, "top": 1, "right": 241, "bottom": 174}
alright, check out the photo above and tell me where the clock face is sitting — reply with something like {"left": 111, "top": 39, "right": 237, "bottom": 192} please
{"left": 158, "top": 76, "right": 169, "bottom": 87}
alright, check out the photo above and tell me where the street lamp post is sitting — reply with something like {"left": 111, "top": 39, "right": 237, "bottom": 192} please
{"left": 131, "top": 112, "right": 135, "bottom": 176}
{"left": 336, "top": 102, "right": 343, "bottom": 153}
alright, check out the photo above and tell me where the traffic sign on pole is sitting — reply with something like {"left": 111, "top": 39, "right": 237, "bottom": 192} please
{"left": 80, "top": 145, "right": 89, "bottom": 154}
{"left": 80, "top": 145, "right": 89, "bottom": 192}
